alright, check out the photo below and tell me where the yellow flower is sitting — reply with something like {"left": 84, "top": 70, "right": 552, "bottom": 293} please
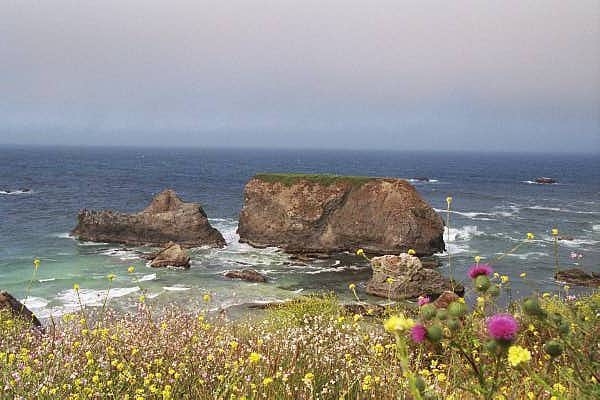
{"left": 407, "top": 249, "right": 416, "bottom": 256}
{"left": 356, "top": 248, "right": 365, "bottom": 257}
{"left": 203, "top": 294, "right": 211, "bottom": 302}
{"left": 229, "top": 341, "right": 239, "bottom": 350}
{"left": 262, "top": 377, "right": 273, "bottom": 386}
{"left": 302, "top": 372, "right": 314, "bottom": 385}
{"left": 446, "top": 196, "right": 453, "bottom": 205}
{"left": 128, "top": 266, "right": 135, "bottom": 273}
{"left": 507, "top": 345, "right": 531, "bottom": 367}
{"left": 383, "top": 315, "right": 414, "bottom": 334}
{"left": 526, "top": 232, "right": 535, "bottom": 240}
{"left": 73, "top": 283, "right": 80, "bottom": 291}
{"left": 348, "top": 283, "right": 356, "bottom": 290}
{"left": 501, "top": 275, "right": 509, "bottom": 284}
{"left": 474, "top": 255, "right": 481, "bottom": 263}
{"left": 107, "top": 273, "right": 116, "bottom": 281}
{"left": 551, "top": 228, "right": 559, "bottom": 236}
{"left": 552, "top": 383, "right": 566, "bottom": 394}
{"left": 386, "top": 277, "right": 395, "bottom": 284}
{"left": 33, "top": 259, "right": 41, "bottom": 269}
{"left": 248, "top": 352, "right": 261, "bottom": 363}
{"left": 520, "top": 272, "right": 527, "bottom": 278}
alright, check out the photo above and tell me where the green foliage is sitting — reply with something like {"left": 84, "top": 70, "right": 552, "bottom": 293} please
{"left": 253, "top": 173, "right": 373, "bottom": 187}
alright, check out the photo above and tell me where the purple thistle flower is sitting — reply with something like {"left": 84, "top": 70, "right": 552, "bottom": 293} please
{"left": 487, "top": 314, "right": 519, "bottom": 342}
{"left": 468, "top": 263, "right": 493, "bottom": 279}
{"left": 417, "top": 296, "right": 431, "bottom": 306}
{"left": 410, "top": 324, "right": 427, "bottom": 343}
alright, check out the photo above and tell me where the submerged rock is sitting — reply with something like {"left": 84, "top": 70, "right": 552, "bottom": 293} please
{"left": 555, "top": 268, "right": 600, "bottom": 287}
{"left": 237, "top": 174, "right": 444, "bottom": 256}
{"left": 224, "top": 269, "right": 268, "bottom": 283}
{"left": 365, "top": 254, "right": 463, "bottom": 300}
{"left": 149, "top": 242, "right": 190, "bottom": 268}
{"left": 535, "top": 177, "right": 557, "bottom": 184}
{"left": 0, "top": 291, "right": 42, "bottom": 328}
{"left": 72, "top": 189, "right": 225, "bottom": 247}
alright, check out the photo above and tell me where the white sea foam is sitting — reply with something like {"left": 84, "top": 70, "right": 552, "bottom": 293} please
{"left": 38, "top": 278, "right": 56, "bottom": 282}
{"left": 0, "top": 189, "right": 33, "bottom": 195}
{"left": 54, "top": 232, "right": 73, "bottom": 239}
{"left": 433, "top": 208, "right": 517, "bottom": 220}
{"left": 444, "top": 225, "right": 481, "bottom": 241}
{"left": 526, "top": 205, "right": 600, "bottom": 215}
{"left": 100, "top": 248, "right": 140, "bottom": 261}
{"left": 137, "top": 273, "right": 157, "bottom": 282}
{"left": 501, "top": 252, "right": 549, "bottom": 260}
{"left": 593, "top": 225, "right": 600, "bottom": 231}
{"left": 20, "top": 297, "right": 49, "bottom": 309}
{"left": 163, "top": 286, "right": 191, "bottom": 291}
{"left": 56, "top": 286, "right": 140, "bottom": 309}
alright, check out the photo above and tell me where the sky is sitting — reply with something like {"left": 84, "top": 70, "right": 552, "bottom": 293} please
{"left": 0, "top": 0, "right": 599, "bottom": 153}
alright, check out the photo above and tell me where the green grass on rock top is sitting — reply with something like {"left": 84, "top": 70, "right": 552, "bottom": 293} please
{"left": 254, "top": 173, "right": 375, "bottom": 187}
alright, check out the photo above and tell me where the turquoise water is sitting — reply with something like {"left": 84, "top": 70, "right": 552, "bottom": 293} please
{"left": 1, "top": 146, "right": 598, "bottom": 320}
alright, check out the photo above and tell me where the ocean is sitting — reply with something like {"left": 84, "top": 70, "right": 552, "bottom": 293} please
{"left": 1, "top": 146, "right": 598, "bottom": 320}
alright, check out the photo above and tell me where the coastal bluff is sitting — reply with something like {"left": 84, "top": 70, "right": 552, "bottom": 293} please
{"left": 72, "top": 189, "right": 225, "bottom": 247}
{"left": 237, "top": 174, "right": 445, "bottom": 256}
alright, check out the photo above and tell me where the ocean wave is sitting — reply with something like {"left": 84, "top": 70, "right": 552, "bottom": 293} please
{"left": 137, "top": 273, "right": 157, "bottom": 282}
{"left": 20, "top": 296, "right": 49, "bottom": 309}
{"left": 593, "top": 225, "right": 600, "bottom": 231}
{"left": 434, "top": 208, "right": 516, "bottom": 220}
{"left": 163, "top": 286, "right": 191, "bottom": 291}
{"left": 38, "top": 278, "right": 56, "bottom": 283}
{"left": 444, "top": 225, "right": 482, "bottom": 241}
{"left": 407, "top": 178, "right": 439, "bottom": 184}
{"left": 525, "top": 205, "right": 600, "bottom": 215}
{"left": 100, "top": 248, "right": 140, "bottom": 261}
{"left": 56, "top": 286, "right": 140, "bottom": 309}
{"left": 0, "top": 189, "right": 33, "bottom": 195}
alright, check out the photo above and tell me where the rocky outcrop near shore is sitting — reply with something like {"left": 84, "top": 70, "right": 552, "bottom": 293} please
{"left": 224, "top": 268, "right": 268, "bottom": 282}
{"left": 149, "top": 242, "right": 191, "bottom": 268}
{"left": 365, "top": 254, "right": 463, "bottom": 300}
{"left": 555, "top": 268, "right": 600, "bottom": 287}
{"left": 237, "top": 174, "right": 444, "bottom": 256}
{"left": 0, "top": 291, "right": 42, "bottom": 328}
{"left": 72, "top": 189, "right": 225, "bottom": 247}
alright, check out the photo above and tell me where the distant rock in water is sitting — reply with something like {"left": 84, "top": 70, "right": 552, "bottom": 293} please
{"left": 535, "top": 177, "right": 557, "bottom": 184}
{"left": 72, "top": 189, "right": 225, "bottom": 247}
{"left": 149, "top": 242, "right": 191, "bottom": 268}
{"left": 237, "top": 174, "right": 445, "bottom": 256}
{"left": 365, "top": 254, "right": 463, "bottom": 300}
{"left": 0, "top": 291, "right": 42, "bottom": 328}
{"left": 555, "top": 268, "right": 600, "bottom": 287}
{"left": 224, "top": 268, "right": 268, "bottom": 283}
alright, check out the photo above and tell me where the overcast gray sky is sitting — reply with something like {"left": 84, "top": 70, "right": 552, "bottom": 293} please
{"left": 1, "top": 0, "right": 598, "bottom": 152}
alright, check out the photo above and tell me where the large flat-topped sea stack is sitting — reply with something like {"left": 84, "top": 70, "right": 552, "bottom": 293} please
{"left": 237, "top": 174, "right": 445, "bottom": 256}
{"left": 72, "top": 189, "right": 225, "bottom": 247}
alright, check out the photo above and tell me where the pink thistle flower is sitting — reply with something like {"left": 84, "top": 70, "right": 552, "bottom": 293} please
{"left": 468, "top": 264, "right": 493, "bottom": 279}
{"left": 487, "top": 314, "right": 519, "bottom": 342}
{"left": 410, "top": 324, "right": 427, "bottom": 343}
{"left": 417, "top": 296, "right": 431, "bottom": 306}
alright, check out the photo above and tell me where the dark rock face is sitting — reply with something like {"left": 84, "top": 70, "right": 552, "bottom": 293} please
{"left": 535, "top": 177, "right": 557, "bottom": 184}
{"left": 365, "top": 254, "right": 463, "bottom": 300}
{"left": 224, "top": 269, "right": 268, "bottom": 283}
{"left": 72, "top": 189, "right": 225, "bottom": 247}
{"left": 237, "top": 175, "right": 445, "bottom": 256}
{"left": 555, "top": 268, "right": 600, "bottom": 287}
{"left": 149, "top": 242, "right": 190, "bottom": 268}
{"left": 0, "top": 291, "right": 42, "bottom": 328}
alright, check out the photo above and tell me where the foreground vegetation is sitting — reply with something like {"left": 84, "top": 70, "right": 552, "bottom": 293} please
{"left": 1, "top": 277, "right": 599, "bottom": 399}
